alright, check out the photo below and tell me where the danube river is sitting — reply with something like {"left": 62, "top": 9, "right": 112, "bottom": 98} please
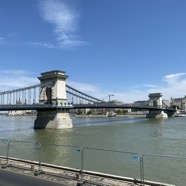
{"left": 0, "top": 115, "right": 186, "bottom": 186}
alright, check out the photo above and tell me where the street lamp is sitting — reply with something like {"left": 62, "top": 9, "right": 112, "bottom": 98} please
{"left": 109, "top": 95, "right": 114, "bottom": 102}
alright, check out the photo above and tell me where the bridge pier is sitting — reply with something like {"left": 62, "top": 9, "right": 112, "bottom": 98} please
{"left": 34, "top": 70, "right": 73, "bottom": 129}
{"left": 146, "top": 110, "right": 168, "bottom": 118}
{"left": 34, "top": 110, "right": 72, "bottom": 129}
{"left": 146, "top": 93, "right": 168, "bottom": 118}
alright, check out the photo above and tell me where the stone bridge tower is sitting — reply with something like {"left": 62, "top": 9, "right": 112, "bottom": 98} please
{"left": 146, "top": 93, "right": 168, "bottom": 118}
{"left": 34, "top": 70, "right": 73, "bottom": 129}
{"left": 148, "top": 93, "right": 163, "bottom": 108}
{"left": 38, "top": 70, "right": 68, "bottom": 105}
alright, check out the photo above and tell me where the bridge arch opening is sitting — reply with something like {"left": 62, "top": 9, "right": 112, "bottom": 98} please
{"left": 46, "top": 87, "right": 52, "bottom": 104}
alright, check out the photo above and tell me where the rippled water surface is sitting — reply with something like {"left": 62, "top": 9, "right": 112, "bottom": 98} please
{"left": 0, "top": 115, "right": 186, "bottom": 185}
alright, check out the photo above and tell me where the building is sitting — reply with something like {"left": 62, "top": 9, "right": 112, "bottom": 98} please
{"left": 170, "top": 96, "right": 186, "bottom": 110}
{"left": 8, "top": 110, "right": 36, "bottom": 116}
{"left": 134, "top": 100, "right": 149, "bottom": 106}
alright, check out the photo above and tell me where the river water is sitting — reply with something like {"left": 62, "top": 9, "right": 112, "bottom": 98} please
{"left": 0, "top": 115, "right": 186, "bottom": 186}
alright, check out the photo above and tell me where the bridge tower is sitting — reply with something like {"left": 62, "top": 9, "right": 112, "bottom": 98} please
{"left": 146, "top": 93, "right": 168, "bottom": 118}
{"left": 34, "top": 70, "right": 73, "bottom": 129}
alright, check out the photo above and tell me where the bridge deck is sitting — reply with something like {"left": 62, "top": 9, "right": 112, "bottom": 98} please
{"left": 0, "top": 103, "right": 175, "bottom": 112}
{"left": 0, "top": 104, "right": 73, "bottom": 111}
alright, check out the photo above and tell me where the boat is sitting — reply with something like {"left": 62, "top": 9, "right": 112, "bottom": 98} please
{"left": 106, "top": 111, "right": 116, "bottom": 117}
{"left": 174, "top": 113, "right": 186, "bottom": 117}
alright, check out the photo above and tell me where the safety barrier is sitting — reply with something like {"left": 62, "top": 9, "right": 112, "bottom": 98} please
{"left": 142, "top": 153, "right": 186, "bottom": 186}
{"left": 0, "top": 139, "right": 183, "bottom": 185}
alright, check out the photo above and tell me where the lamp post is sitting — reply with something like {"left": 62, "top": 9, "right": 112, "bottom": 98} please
{"left": 109, "top": 95, "right": 114, "bottom": 102}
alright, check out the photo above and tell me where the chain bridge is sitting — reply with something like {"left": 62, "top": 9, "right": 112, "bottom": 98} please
{"left": 0, "top": 70, "right": 175, "bottom": 129}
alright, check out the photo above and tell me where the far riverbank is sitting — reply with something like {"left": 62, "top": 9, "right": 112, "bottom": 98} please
{"left": 74, "top": 114, "right": 146, "bottom": 118}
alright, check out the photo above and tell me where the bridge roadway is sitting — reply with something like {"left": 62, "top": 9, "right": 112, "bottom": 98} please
{"left": 73, "top": 103, "right": 175, "bottom": 112}
{"left": 0, "top": 103, "right": 176, "bottom": 113}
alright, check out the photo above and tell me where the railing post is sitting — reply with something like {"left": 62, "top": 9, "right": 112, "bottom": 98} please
{"left": 140, "top": 154, "right": 144, "bottom": 185}
{"left": 77, "top": 147, "right": 84, "bottom": 186}
{"left": 38, "top": 143, "right": 42, "bottom": 172}
{"left": 6, "top": 140, "right": 11, "bottom": 165}
{"left": 34, "top": 142, "right": 42, "bottom": 175}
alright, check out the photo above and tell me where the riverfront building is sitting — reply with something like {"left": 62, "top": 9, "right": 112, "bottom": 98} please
{"left": 170, "top": 96, "right": 186, "bottom": 111}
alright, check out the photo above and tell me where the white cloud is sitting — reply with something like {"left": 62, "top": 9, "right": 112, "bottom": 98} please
{"left": 1, "top": 70, "right": 186, "bottom": 104}
{"left": 68, "top": 72, "right": 186, "bottom": 103}
{"left": 163, "top": 73, "right": 186, "bottom": 85}
{"left": 39, "top": 0, "right": 87, "bottom": 49}
{"left": 143, "top": 73, "right": 186, "bottom": 100}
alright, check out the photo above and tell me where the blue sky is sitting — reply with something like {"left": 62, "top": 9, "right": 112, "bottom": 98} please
{"left": 1, "top": 0, "right": 186, "bottom": 103}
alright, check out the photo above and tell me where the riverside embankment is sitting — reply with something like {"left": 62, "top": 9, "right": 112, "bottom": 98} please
{"left": 0, "top": 156, "right": 175, "bottom": 186}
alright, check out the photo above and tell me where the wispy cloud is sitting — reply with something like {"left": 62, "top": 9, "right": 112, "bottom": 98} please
{"left": 7, "top": 33, "right": 16, "bottom": 37}
{"left": 0, "top": 70, "right": 39, "bottom": 91}
{"left": 143, "top": 84, "right": 159, "bottom": 88}
{"left": 0, "top": 33, "right": 17, "bottom": 46}
{"left": 29, "top": 42, "right": 55, "bottom": 49}
{"left": 68, "top": 81, "right": 101, "bottom": 95}
{"left": 1, "top": 70, "right": 33, "bottom": 75}
{"left": 38, "top": 0, "right": 87, "bottom": 49}
{"left": 67, "top": 81, "right": 148, "bottom": 103}
{"left": 0, "top": 37, "right": 5, "bottom": 45}
{"left": 132, "top": 84, "right": 159, "bottom": 90}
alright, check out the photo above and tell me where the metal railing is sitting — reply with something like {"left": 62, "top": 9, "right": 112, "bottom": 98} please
{"left": 141, "top": 153, "right": 186, "bottom": 186}
{"left": 0, "top": 139, "right": 184, "bottom": 185}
